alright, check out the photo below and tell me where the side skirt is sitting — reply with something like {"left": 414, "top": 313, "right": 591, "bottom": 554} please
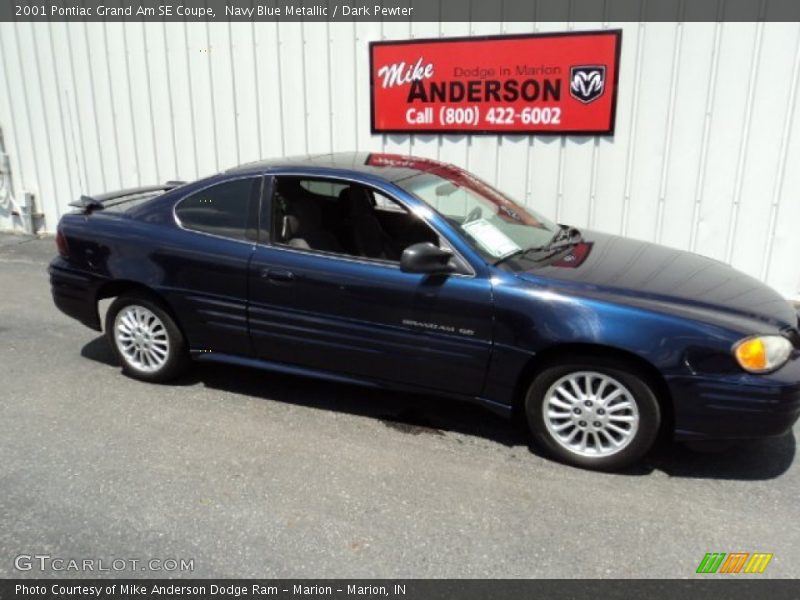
{"left": 191, "top": 350, "right": 513, "bottom": 418}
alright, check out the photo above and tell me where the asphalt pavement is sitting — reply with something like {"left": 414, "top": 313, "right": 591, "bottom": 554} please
{"left": 0, "top": 232, "right": 798, "bottom": 578}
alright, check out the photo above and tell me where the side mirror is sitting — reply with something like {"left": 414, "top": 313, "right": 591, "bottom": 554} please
{"left": 400, "top": 242, "right": 456, "bottom": 275}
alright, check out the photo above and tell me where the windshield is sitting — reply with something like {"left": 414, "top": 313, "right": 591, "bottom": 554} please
{"left": 395, "top": 165, "right": 559, "bottom": 263}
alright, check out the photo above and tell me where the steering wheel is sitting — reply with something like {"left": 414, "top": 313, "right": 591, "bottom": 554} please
{"left": 464, "top": 206, "right": 482, "bottom": 224}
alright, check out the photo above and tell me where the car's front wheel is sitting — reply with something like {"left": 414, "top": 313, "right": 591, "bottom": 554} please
{"left": 105, "top": 293, "right": 189, "bottom": 383}
{"left": 525, "top": 359, "right": 661, "bottom": 471}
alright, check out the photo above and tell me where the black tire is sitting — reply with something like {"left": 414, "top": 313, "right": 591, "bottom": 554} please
{"left": 105, "top": 292, "right": 189, "bottom": 383}
{"left": 525, "top": 357, "right": 661, "bottom": 471}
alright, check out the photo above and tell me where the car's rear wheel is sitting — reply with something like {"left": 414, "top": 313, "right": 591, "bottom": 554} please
{"left": 105, "top": 293, "right": 188, "bottom": 383}
{"left": 525, "top": 359, "right": 661, "bottom": 471}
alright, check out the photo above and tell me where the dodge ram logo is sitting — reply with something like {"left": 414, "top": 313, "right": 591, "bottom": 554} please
{"left": 570, "top": 65, "right": 606, "bottom": 104}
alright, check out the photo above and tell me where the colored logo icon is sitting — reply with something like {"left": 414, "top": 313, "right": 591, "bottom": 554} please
{"left": 696, "top": 552, "right": 773, "bottom": 574}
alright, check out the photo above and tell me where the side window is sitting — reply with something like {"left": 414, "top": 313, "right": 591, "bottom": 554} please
{"left": 373, "top": 191, "right": 406, "bottom": 213}
{"left": 273, "top": 177, "right": 440, "bottom": 263}
{"left": 300, "top": 180, "right": 348, "bottom": 198}
{"left": 175, "top": 178, "right": 260, "bottom": 241}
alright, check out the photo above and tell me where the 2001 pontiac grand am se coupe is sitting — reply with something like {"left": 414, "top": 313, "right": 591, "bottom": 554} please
{"left": 50, "top": 152, "right": 800, "bottom": 470}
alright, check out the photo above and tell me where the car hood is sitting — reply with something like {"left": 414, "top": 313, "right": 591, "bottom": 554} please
{"left": 505, "top": 230, "right": 797, "bottom": 330}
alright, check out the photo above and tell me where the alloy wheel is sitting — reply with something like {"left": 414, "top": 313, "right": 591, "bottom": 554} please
{"left": 542, "top": 371, "right": 640, "bottom": 458}
{"left": 114, "top": 304, "right": 170, "bottom": 373}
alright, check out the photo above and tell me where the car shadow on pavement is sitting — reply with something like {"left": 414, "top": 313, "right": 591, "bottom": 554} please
{"left": 81, "top": 335, "right": 797, "bottom": 481}
{"left": 80, "top": 335, "right": 119, "bottom": 366}
{"left": 640, "top": 433, "right": 796, "bottom": 480}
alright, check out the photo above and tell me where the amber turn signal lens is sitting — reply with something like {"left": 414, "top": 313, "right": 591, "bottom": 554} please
{"left": 734, "top": 338, "right": 767, "bottom": 371}
{"left": 733, "top": 335, "right": 793, "bottom": 373}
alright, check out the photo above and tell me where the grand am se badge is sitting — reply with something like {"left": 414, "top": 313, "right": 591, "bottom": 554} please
{"left": 402, "top": 318, "right": 476, "bottom": 336}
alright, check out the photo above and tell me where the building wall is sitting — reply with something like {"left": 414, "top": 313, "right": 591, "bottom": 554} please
{"left": 1, "top": 20, "right": 799, "bottom": 298}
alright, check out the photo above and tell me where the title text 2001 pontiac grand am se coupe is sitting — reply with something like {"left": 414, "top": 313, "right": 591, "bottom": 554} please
{"left": 50, "top": 153, "right": 800, "bottom": 470}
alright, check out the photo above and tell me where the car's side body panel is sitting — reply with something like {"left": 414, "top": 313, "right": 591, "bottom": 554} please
{"left": 248, "top": 243, "right": 493, "bottom": 396}
{"left": 148, "top": 227, "right": 254, "bottom": 356}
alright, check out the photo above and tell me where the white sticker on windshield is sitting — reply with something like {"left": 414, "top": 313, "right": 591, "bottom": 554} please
{"left": 462, "top": 218, "right": 521, "bottom": 259}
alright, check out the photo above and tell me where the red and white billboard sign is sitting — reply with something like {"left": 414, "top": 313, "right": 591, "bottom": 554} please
{"left": 370, "top": 31, "right": 621, "bottom": 135}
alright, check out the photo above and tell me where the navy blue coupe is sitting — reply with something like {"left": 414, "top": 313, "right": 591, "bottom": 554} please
{"left": 50, "top": 153, "right": 800, "bottom": 470}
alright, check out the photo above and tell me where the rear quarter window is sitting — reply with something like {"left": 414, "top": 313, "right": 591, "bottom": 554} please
{"left": 175, "top": 178, "right": 260, "bottom": 241}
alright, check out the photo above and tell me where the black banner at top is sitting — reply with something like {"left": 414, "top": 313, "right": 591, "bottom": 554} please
{"left": 3, "top": 0, "right": 800, "bottom": 22}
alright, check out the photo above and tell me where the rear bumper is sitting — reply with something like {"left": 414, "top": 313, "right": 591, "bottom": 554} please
{"left": 668, "top": 359, "right": 800, "bottom": 441}
{"left": 49, "top": 257, "right": 103, "bottom": 331}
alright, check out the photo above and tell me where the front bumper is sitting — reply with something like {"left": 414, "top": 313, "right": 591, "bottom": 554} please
{"left": 668, "top": 357, "right": 800, "bottom": 440}
{"left": 49, "top": 257, "right": 103, "bottom": 331}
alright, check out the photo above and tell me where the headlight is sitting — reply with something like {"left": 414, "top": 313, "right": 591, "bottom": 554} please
{"left": 733, "top": 335, "right": 793, "bottom": 373}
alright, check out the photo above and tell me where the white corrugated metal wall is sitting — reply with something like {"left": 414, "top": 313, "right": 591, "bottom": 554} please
{"left": 1, "top": 20, "right": 800, "bottom": 298}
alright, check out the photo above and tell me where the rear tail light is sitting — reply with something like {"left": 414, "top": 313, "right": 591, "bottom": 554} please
{"left": 55, "top": 229, "right": 69, "bottom": 257}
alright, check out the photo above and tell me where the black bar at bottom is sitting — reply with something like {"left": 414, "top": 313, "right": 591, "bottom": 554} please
{"left": 1, "top": 579, "right": 799, "bottom": 600}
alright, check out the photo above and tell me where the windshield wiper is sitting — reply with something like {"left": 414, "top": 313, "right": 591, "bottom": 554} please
{"left": 494, "top": 225, "right": 582, "bottom": 266}
{"left": 525, "top": 225, "right": 582, "bottom": 255}
{"left": 544, "top": 225, "right": 582, "bottom": 249}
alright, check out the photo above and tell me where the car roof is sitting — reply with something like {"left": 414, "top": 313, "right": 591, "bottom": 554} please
{"left": 225, "top": 152, "right": 450, "bottom": 183}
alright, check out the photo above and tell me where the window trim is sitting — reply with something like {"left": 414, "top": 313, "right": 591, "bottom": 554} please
{"left": 264, "top": 172, "right": 476, "bottom": 277}
{"left": 172, "top": 175, "right": 264, "bottom": 245}
{"left": 258, "top": 175, "right": 274, "bottom": 245}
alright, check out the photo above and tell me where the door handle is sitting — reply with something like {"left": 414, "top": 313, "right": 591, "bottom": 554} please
{"left": 261, "top": 268, "right": 295, "bottom": 283}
